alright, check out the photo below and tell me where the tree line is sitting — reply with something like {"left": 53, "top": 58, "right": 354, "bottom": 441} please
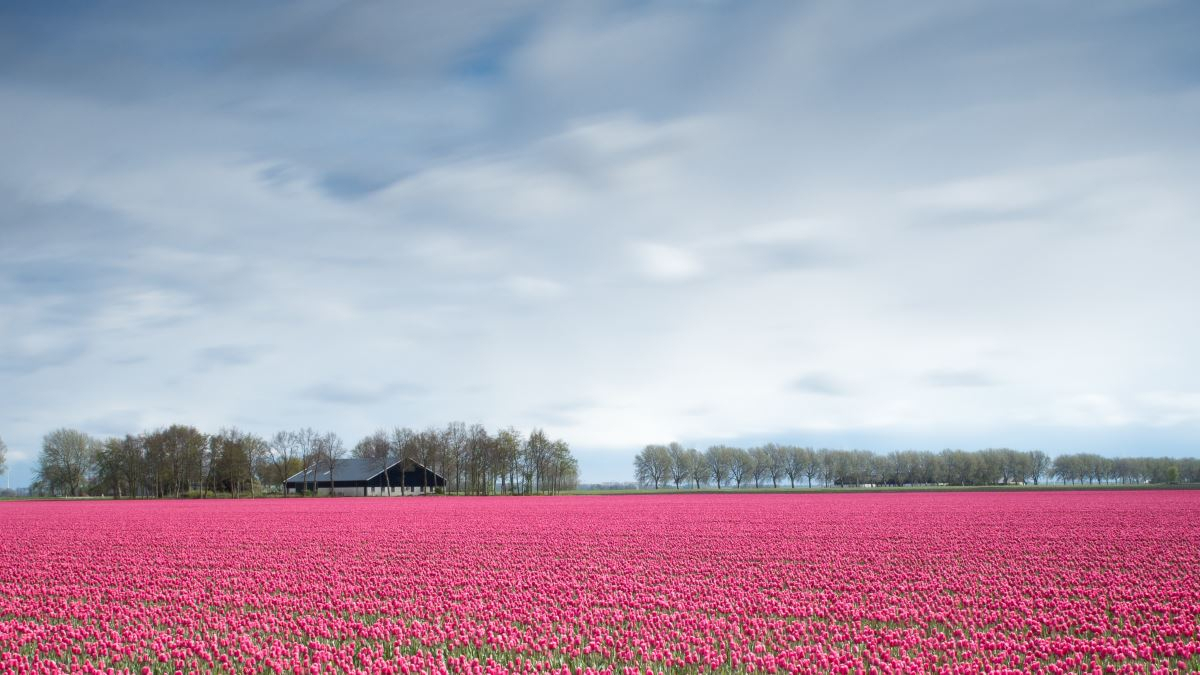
{"left": 634, "top": 443, "right": 1199, "bottom": 489}
{"left": 26, "top": 422, "right": 578, "bottom": 498}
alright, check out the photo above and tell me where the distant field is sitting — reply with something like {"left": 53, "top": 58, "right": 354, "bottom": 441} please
{"left": 1, "top": 492, "right": 1198, "bottom": 673}
{"left": 570, "top": 482, "right": 1200, "bottom": 495}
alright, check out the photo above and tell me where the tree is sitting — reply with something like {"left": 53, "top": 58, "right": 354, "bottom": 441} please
{"left": 729, "top": 448, "right": 753, "bottom": 488}
{"left": 748, "top": 447, "right": 771, "bottom": 488}
{"left": 270, "top": 430, "right": 302, "bottom": 495}
{"left": 493, "top": 427, "right": 522, "bottom": 495}
{"left": 0, "top": 435, "right": 7, "bottom": 480}
{"left": 144, "top": 425, "right": 206, "bottom": 497}
{"left": 318, "top": 432, "right": 346, "bottom": 496}
{"left": 205, "top": 428, "right": 267, "bottom": 497}
{"left": 801, "top": 448, "right": 820, "bottom": 488}
{"left": 353, "top": 429, "right": 393, "bottom": 495}
{"left": 666, "top": 442, "right": 691, "bottom": 489}
{"left": 1053, "top": 454, "right": 1083, "bottom": 484}
{"left": 1027, "top": 450, "right": 1050, "bottom": 485}
{"left": 392, "top": 427, "right": 425, "bottom": 492}
{"left": 634, "top": 444, "right": 671, "bottom": 489}
{"left": 686, "top": 448, "right": 709, "bottom": 488}
{"left": 93, "top": 438, "right": 123, "bottom": 498}
{"left": 781, "top": 446, "right": 803, "bottom": 488}
{"left": 93, "top": 435, "right": 143, "bottom": 498}
{"left": 295, "top": 428, "right": 320, "bottom": 494}
{"left": 705, "top": 446, "right": 732, "bottom": 489}
{"left": 544, "top": 438, "right": 578, "bottom": 494}
{"left": 37, "top": 429, "right": 98, "bottom": 496}
{"left": 1166, "top": 464, "right": 1180, "bottom": 484}
{"left": 524, "top": 428, "right": 553, "bottom": 494}
{"left": 460, "top": 423, "right": 496, "bottom": 495}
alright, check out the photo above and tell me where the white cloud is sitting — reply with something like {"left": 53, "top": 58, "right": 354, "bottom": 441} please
{"left": 506, "top": 275, "right": 567, "bottom": 300}
{"left": 1137, "top": 392, "right": 1200, "bottom": 427}
{"left": 1, "top": 1, "right": 1199, "bottom": 485}
{"left": 631, "top": 242, "right": 703, "bottom": 282}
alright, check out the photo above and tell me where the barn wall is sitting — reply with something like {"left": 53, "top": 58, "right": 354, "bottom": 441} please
{"left": 363, "top": 486, "right": 433, "bottom": 496}
{"left": 313, "top": 487, "right": 359, "bottom": 497}
{"left": 307, "top": 486, "right": 435, "bottom": 496}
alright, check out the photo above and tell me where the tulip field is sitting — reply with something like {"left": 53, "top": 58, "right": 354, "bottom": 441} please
{"left": 1, "top": 492, "right": 1198, "bottom": 674}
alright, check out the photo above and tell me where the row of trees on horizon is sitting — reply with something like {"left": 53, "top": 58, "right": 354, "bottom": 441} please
{"left": 634, "top": 443, "right": 1199, "bottom": 489}
{"left": 20, "top": 423, "right": 579, "bottom": 498}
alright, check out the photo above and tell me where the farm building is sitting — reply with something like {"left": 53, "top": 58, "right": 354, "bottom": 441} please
{"left": 284, "top": 458, "right": 445, "bottom": 496}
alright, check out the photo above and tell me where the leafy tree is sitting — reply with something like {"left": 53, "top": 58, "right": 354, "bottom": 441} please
{"left": 686, "top": 447, "right": 709, "bottom": 488}
{"left": 749, "top": 446, "right": 771, "bottom": 488}
{"left": 93, "top": 435, "right": 144, "bottom": 498}
{"left": 666, "top": 442, "right": 691, "bottom": 489}
{"left": 758, "top": 444, "right": 785, "bottom": 487}
{"left": 634, "top": 444, "right": 672, "bottom": 489}
{"left": 37, "top": 428, "right": 98, "bottom": 496}
{"left": 728, "top": 448, "right": 753, "bottom": 488}
{"left": 705, "top": 446, "right": 732, "bottom": 489}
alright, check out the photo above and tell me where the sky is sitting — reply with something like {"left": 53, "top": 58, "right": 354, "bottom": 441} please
{"left": 2, "top": 1, "right": 1199, "bottom": 486}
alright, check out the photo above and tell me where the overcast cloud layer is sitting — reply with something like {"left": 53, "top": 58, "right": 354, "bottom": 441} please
{"left": 2, "top": 1, "right": 1199, "bottom": 485}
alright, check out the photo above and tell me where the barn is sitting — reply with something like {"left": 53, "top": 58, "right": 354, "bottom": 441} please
{"left": 284, "top": 458, "right": 445, "bottom": 496}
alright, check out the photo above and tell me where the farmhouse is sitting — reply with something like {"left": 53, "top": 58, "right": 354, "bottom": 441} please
{"left": 284, "top": 458, "right": 445, "bottom": 496}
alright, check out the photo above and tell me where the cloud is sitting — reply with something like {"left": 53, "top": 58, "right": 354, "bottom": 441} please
{"left": 195, "top": 345, "right": 267, "bottom": 371}
{"left": 791, "top": 374, "right": 847, "bottom": 396}
{"left": 922, "top": 369, "right": 997, "bottom": 388}
{"left": 0, "top": 340, "right": 87, "bottom": 376}
{"left": 79, "top": 410, "right": 146, "bottom": 438}
{"left": 301, "top": 382, "right": 426, "bottom": 406}
{"left": 0, "top": 1, "right": 1199, "bottom": 486}
{"left": 1136, "top": 391, "right": 1200, "bottom": 427}
{"left": 506, "top": 275, "right": 567, "bottom": 300}
{"left": 631, "top": 242, "right": 702, "bottom": 282}
{"left": 317, "top": 172, "right": 395, "bottom": 201}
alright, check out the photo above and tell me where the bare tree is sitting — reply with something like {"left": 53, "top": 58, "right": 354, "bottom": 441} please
{"left": 781, "top": 446, "right": 803, "bottom": 488}
{"left": 391, "top": 427, "right": 419, "bottom": 494}
{"left": 0, "top": 435, "right": 7, "bottom": 482}
{"left": 1028, "top": 450, "right": 1051, "bottom": 485}
{"left": 318, "top": 432, "right": 346, "bottom": 496}
{"left": 729, "top": 448, "right": 753, "bottom": 488}
{"left": 466, "top": 423, "right": 492, "bottom": 495}
{"left": 801, "top": 447, "right": 820, "bottom": 488}
{"left": 294, "top": 428, "right": 319, "bottom": 495}
{"left": 270, "top": 431, "right": 299, "bottom": 496}
{"left": 245, "top": 434, "right": 270, "bottom": 495}
{"left": 143, "top": 425, "right": 206, "bottom": 496}
{"left": 524, "top": 429, "right": 553, "bottom": 494}
{"left": 493, "top": 427, "right": 521, "bottom": 495}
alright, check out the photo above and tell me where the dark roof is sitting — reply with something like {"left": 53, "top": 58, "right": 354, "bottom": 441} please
{"left": 285, "top": 457, "right": 396, "bottom": 484}
{"left": 284, "top": 457, "right": 443, "bottom": 484}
